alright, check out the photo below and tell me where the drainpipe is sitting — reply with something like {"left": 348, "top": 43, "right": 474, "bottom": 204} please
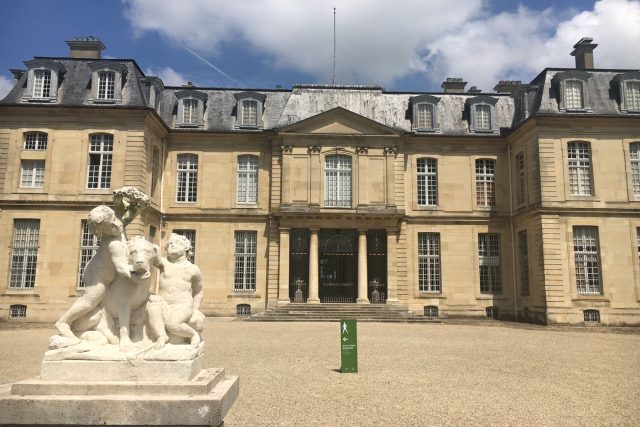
{"left": 507, "top": 144, "right": 518, "bottom": 320}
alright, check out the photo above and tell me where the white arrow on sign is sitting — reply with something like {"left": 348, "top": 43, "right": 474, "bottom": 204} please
{"left": 343, "top": 337, "right": 348, "bottom": 342}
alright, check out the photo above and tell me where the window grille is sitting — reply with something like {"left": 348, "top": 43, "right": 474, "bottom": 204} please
{"left": 518, "top": 230, "right": 530, "bottom": 296}
{"left": 418, "top": 233, "right": 441, "bottom": 292}
{"left": 97, "top": 71, "right": 115, "bottom": 100}
{"left": 573, "top": 227, "right": 601, "bottom": 295}
{"left": 242, "top": 100, "right": 258, "bottom": 126}
{"left": 87, "top": 134, "right": 113, "bottom": 189}
{"left": 173, "top": 229, "right": 196, "bottom": 263}
{"left": 9, "top": 219, "right": 40, "bottom": 289}
{"left": 182, "top": 99, "right": 198, "bottom": 125}
{"left": 516, "top": 152, "right": 526, "bottom": 205}
{"left": 325, "top": 155, "right": 352, "bottom": 208}
{"left": 9, "top": 304, "right": 27, "bottom": 319}
{"left": 568, "top": 142, "right": 592, "bottom": 196}
{"left": 417, "top": 158, "right": 437, "bottom": 206}
{"left": 237, "top": 155, "right": 258, "bottom": 204}
{"left": 20, "top": 160, "right": 45, "bottom": 188}
{"left": 630, "top": 143, "right": 640, "bottom": 197}
{"left": 479, "top": 233, "right": 501, "bottom": 294}
{"left": 234, "top": 231, "right": 257, "bottom": 292}
{"left": 236, "top": 304, "right": 251, "bottom": 316}
{"left": 583, "top": 309, "right": 600, "bottom": 324}
{"left": 77, "top": 220, "right": 99, "bottom": 289}
{"left": 486, "top": 306, "right": 498, "bottom": 319}
{"left": 424, "top": 305, "right": 439, "bottom": 319}
{"left": 626, "top": 82, "right": 640, "bottom": 111}
{"left": 565, "top": 80, "right": 583, "bottom": 109}
{"left": 33, "top": 69, "right": 51, "bottom": 98}
{"left": 24, "top": 132, "right": 48, "bottom": 150}
{"left": 415, "top": 103, "right": 434, "bottom": 130}
{"left": 176, "top": 154, "right": 198, "bottom": 202}
{"left": 475, "top": 104, "right": 491, "bottom": 130}
{"left": 475, "top": 159, "right": 496, "bottom": 207}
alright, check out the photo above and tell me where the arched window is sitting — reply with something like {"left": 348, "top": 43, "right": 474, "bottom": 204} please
{"left": 409, "top": 94, "right": 440, "bottom": 132}
{"left": 325, "top": 155, "right": 352, "bottom": 208}
{"left": 175, "top": 90, "right": 207, "bottom": 127}
{"left": 88, "top": 61, "right": 127, "bottom": 104}
{"left": 176, "top": 154, "right": 198, "bottom": 202}
{"left": 237, "top": 155, "right": 259, "bottom": 204}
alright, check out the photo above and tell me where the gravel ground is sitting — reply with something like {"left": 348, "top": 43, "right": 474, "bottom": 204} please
{"left": 1, "top": 321, "right": 639, "bottom": 426}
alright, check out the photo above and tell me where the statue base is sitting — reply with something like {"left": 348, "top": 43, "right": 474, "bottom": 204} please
{"left": 0, "top": 357, "right": 239, "bottom": 426}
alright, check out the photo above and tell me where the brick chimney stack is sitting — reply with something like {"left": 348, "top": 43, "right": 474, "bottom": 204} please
{"left": 441, "top": 77, "right": 467, "bottom": 93}
{"left": 571, "top": 37, "right": 597, "bottom": 69}
{"left": 493, "top": 80, "right": 522, "bottom": 94}
{"left": 66, "top": 36, "right": 106, "bottom": 59}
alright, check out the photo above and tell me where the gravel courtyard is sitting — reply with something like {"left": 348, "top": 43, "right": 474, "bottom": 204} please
{"left": 1, "top": 320, "right": 639, "bottom": 426}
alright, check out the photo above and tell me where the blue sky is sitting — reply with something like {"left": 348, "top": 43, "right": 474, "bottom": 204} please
{"left": 1, "top": 0, "right": 638, "bottom": 97}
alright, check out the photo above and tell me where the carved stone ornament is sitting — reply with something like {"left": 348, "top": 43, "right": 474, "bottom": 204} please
{"left": 281, "top": 144, "right": 293, "bottom": 154}
{"left": 356, "top": 146, "right": 369, "bottom": 155}
{"left": 308, "top": 145, "right": 321, "bottom": 154}
{"left": 384, "top": 146, "right": 397, "bottom": 156}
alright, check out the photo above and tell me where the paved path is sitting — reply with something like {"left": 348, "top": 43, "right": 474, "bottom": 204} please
{"left": 1, "top": 320, "right": 639, "bottom": 426}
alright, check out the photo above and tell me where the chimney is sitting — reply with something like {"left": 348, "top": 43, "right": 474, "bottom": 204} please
{"left": 493, "top": 80, "right": 522, "bottom": 94}
{"left": 441, "top": 77, "right": 467, "bottom": 93}
{"left": 468, "top": 86, "right": 482, "bottom": 94}
{"left": 65, "top": 36, "right": 106, "bottom": 59}
{"left": 570, "top": 37, "right": 597, "bottom": 69}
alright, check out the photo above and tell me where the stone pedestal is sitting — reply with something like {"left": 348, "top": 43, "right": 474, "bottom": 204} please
{"left": 0, "top": 356, "right": 239, "bottom": 426}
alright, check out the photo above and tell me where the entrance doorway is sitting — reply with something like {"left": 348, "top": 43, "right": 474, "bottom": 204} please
{"left": 319, "top": 229, "right": 357, "bottom": 303}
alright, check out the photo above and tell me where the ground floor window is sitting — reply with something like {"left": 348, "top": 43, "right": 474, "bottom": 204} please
{"left": 573, "top": 226, "right": 601, "bottom": 295}
{"left": 10, "top": 304, "right": 27, "bottom": 319}
{"left": 236, "top": 304, "right": 251, "bottom": 316}
{"left": 424, "top": 305, "right": 439, "bottom": 318}
{"left": 478, "top": 233, "right": 501, "bottom": 294}
{"left": 418, "top": 233, "right": 441, "bottom": 292}
{"left": 234, "top": 231, "right": 257, "bottom": 292}
{"left": 486, "top": 306, "right": 498, "bottom": 319}
{"left": 583, "top": 309, "right": 600, "bottom": 324}
{"left": 9, "top": 219, "right": 40, "bottom": 289}
{"left": 78, "top": 220, "right": 99, "bottom": 289}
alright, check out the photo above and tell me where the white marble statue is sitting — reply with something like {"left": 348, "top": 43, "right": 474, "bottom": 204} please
{"left": 147, "top": 233, "right": 204, "bottom": 349}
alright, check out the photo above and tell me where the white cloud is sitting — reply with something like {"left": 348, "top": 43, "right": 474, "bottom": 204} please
{"left": 144, "top": 66, "right": 189, "bottom": 86}
{"left": 124, "top": 0, "right": 640, "bottom": 90}
{"left": 0, "top": 75, "right": 13, "bottom": 100}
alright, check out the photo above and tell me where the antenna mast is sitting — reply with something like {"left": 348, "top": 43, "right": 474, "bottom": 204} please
{"left": 332, "top": 6, "right": 336, "bottom": 84}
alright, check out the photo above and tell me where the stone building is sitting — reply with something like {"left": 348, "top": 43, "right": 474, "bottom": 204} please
{"left": 1, "top": 37, "right": 639, "bottom": 325}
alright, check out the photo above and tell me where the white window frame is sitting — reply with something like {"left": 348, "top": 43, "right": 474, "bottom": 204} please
{"left": 518, "top": 230, "right": 529, "bottom": 296}
{"left": 9, "top": 219, "right": 40, "bottom": 289}
{"left": 516, "top": 151, "right": 526, "bottom": 206}
{"left": 475, "top": 159, "right": 496, "bottom": 207}
{"left": 573, "top": 226, "right": 602, "bottom": 295}
{"left": 475, "top": 104, "right": 492, "bottom": 131}
{"left": 175, "top": 90, "right": 207, "bottom": 128}
{"left": 234, "top": 231, "right": 257, "bottom": 292}
{"left": 24, "top": 132, "right": 48, "bottom": 150}
{"left": 88, "top": 61, "right": 126, "bottom": 104}
{"left": 23, "top": 59, "right": 65, "bottom": 102}
{"left": 234, "top": 92, "right": 265, "bottom": 129}
{"left": 418, "top": 233, "right": 441, "bottom": 293}
{"left": 630, "top": 143, "right": 640, "bottom": 198}
{"left": 33, "top": 69, "right": 51, "bottom": 99}
{"left": 325, "top": 155, "right": 352, "bottom": 208}
{"left": 553, "top": 70, "right": 592, "bottom": 113}
{"left": 97, "top": 71, "right": 115, "bottom": 100}
{"left": 173, "top": 229, "right": 196, "bottom": 262}
{"left": 176, "top": 154, "right": 198, "bottom": 203}
{"left": 564, "top": 80, "right": 584, "bottom": 110}
{"left": 410, "top": 95, "right": 440, "bottom": 132}
{"left": 479, "top": 233, "right": 501, "bottom": 294}
{"left": 241, "top": 100, "right": 258, "bottom": 127}
{"left": 20, "top": 160, "right": 45, "bottom": 188}
{"left": 417, "top": 158, "right": 437, "bottom": 206}
{"left": 87, "top": 134, "right": 113, "bottom": 189}
{"left": 614, "top": 72, "right": 640, "bottom": 113}
{"left": 237, "top": 155, "right": 258, "bottom": 204}
{"left": 77, "top": 220, "right": 99, "bottom": 289}
{"left": 182, "top": 98, "right": 199, "bottom": 125}
{"left": 467, "top": 96, "right": 498, "bottom": 133}
{"left": 567, "top": 141, "right": 593, "bottom": 196}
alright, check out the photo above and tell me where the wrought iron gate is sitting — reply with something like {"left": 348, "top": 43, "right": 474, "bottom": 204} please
{"left": 289, "top": 229, "right": 309, "bottom": 302}
{"left": 319, "top": 229, "right": 357, "bottom": 303}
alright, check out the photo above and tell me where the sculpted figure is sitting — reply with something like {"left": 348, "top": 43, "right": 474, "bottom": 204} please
{"left": 148, "top": 233, "right": 204, "bottom": 349}
{"left": 55, "top": 206, "right": 132, "bottom": 339}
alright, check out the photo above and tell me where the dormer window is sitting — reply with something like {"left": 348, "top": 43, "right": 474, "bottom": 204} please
{"left": 467, "top": 96, "right": 498, "bottom": 133}
{"left": 176, "top": 90, "right": 207, "bottom": 128}
{"left": 613, "top": 71, "right": 640, "bottom": 113}
{"left": 410, "top": 95, "right": 440, "bottom": 132}
{"left": 88, "top": 61, "right": 127, "bottom": 104}
{"left": 234, "top": 92, "right": 266, "bottom": 129}
{"left": 23, "top": 59, "right": 65, "bottom": 103}
{"left": 552, "top": 70, "right": 592, "bottom": 112}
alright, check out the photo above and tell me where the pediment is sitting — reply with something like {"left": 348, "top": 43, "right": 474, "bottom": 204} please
{"left": 279, "top": 107, "right": 401, "bottom": 135}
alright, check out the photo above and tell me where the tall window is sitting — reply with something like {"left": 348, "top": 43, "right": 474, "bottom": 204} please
{"left": 415, "top": 103, "right": 434, "bottom": 130}
{"left": 475, "top": 104, "right": 492, "bottom": 131}
{"left": 77, "top": 220, "right": 99, "bottom": 289}
{"left": 234, "top": 231, "right": 257, "bottom": 292}
{"left": 626, "top": 81, "right": 640, "bottom": 111}
{"left": 630, "top": 143, "right": 640, "bottom": 197}
{"left": 476, "top": 159, "right": 496, "bottom": 207}
{"left": 33, "top": 69, "right": 51, "bottom": 99}
{"left": 325, "top": 155, "right": 352, "bottom": 208}
{"left": 636, "top": 227, "right": 640, "bottom": 262}
{"left": 418, "top": 233, "right": 441, "bottom": 293}
{"left": 182, "top": 99, "right": 198, "bottom": 125}
{"left": 173, "top": 229, "right": 196, "bottom": 262}
{"left": 565, "top": 80, "right": 584, "bottom": 110}
{"left": 87, "top": 134, "right": 113, "bottom": 189}
{"left": 176, "top": 154, "right": 198, "bottom": 202}
{"left": 9, "top": 219, "right": 40, "bottom": 289}
{"left": 241, "top": 100, "right": 258, "bottom": 127}
{"left": 516, "top": 152, "right": 526, "bottom": 205}
{"left": 479, "top": 233, "right": 501, "bottom": 294}
{"left": 24, "top": 132, "right": 48, "bottom": 150}
{"left": 417, "top": 158, "right": 437, "bottom": 206}
{"left": 237, "top": 155, "right": 258, "bottom": 204}
{"left": 573, "top": 226, "right": 601, "bottom": 295}
{"left": 97, "top": 71, "right": 115, "bottom": 100}
{"left": 518, "top": 230, "right": 529, "bottom": 296}
{"left": 20, "top": 160, "right": 45, "bottom": 188}
{"left": 151, "top": 146, "right": 160, "bottom": 196}
{"left": 568, "top": 141, "right": 592, "bottom": 196}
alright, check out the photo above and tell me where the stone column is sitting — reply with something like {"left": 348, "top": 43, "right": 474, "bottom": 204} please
{"left": 307, "top": 228, "right": 320, "bottom": 304}
{"left": 386, "top": 227, "right": 399, "bottom": 304}
{"left": 281, "top": 145, "right": 293, "bottom": 205}
{"left": 384, "top": 147, "right": 396, "bottom": 207}
{"left": 309, "top": 146, "right": 321, "bottom": 206}
{"left": 357, "top": 229, "right": 370, "bottom": 304}
{"left": 277, "top": 227, "right": 291, "bottom": 304}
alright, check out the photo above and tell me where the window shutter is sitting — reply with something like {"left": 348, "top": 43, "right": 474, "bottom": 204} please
{"left": 177, "top": 100, "right": 185, "bottom": 125}
{"left": 197, "top": 99, "right": 204, "bottom": 126}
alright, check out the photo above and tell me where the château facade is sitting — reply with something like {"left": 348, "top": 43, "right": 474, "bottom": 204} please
{"left": 1, "top": 37, "right": 639, "bottom": 325}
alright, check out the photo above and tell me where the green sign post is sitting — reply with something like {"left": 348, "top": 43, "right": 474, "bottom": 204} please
{"left": 340, "top": 319, "right": 358, "bottom": 373}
